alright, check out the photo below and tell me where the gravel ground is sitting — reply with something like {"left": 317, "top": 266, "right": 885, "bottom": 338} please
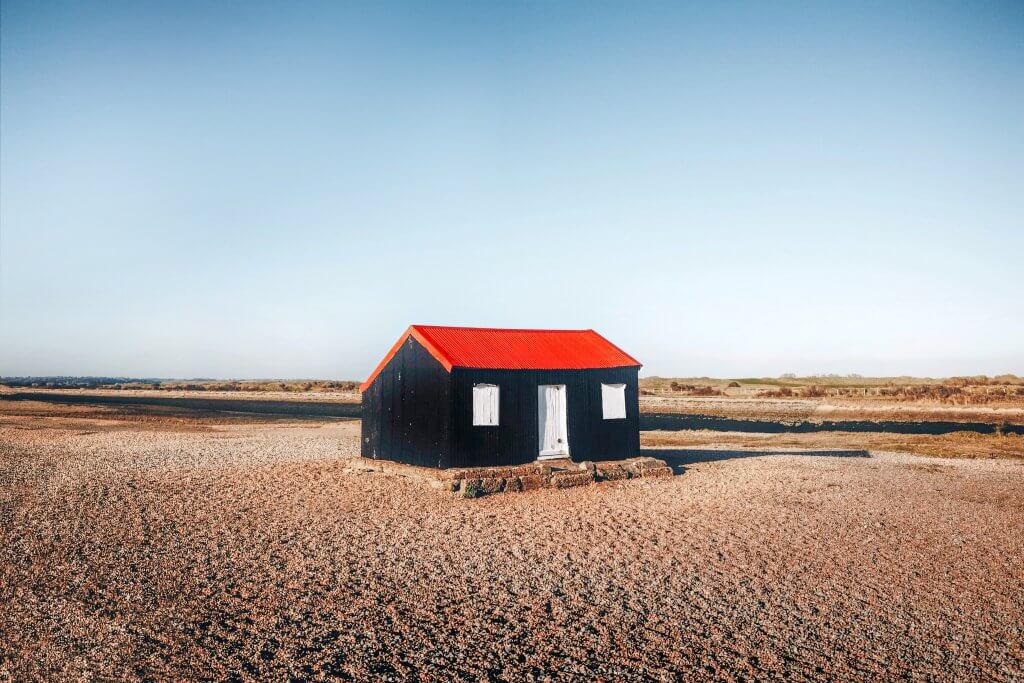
{"left": 2, "top": 402, "right": 1023, "bottom": 681}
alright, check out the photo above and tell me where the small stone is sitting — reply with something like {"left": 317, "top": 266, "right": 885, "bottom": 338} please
{"left": 641, "top": 466, "right": 673, "bottom": 478}
{"left": 520, "top": 475, "right": 543, "bottom": 491}
{"left": 551, "top": 471, "right": 594, "bottom": 489}
{"left": 480, "top": 477, "right": 505, "bottom": 494}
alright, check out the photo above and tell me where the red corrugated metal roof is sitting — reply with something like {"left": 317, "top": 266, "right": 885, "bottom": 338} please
{"left": 360, "top": 325, "right": 641, "bottom": 391}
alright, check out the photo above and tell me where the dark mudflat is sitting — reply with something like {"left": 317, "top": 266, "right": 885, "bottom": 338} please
{"left": 640, "top": 413, "right": 1024, "bottom": 436}
{"left": 3, "top": 391, "right": 361, "bottom": 419}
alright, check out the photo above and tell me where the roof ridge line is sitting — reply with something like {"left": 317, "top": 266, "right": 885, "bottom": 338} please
{"left": 413, "top": 324, "right": 593, "bottom": 333}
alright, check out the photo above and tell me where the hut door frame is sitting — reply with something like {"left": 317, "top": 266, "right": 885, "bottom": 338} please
{"left": 537, "top": 384, "right": 569, "bottom": 459}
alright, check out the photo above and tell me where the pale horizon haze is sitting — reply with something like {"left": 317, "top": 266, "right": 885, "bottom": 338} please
{"left": 2, "top": 1, "right": 1022, "bottom": 380}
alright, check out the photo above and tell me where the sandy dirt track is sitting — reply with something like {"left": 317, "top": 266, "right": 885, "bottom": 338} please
{"left": 2, "top": 402, "right": 1023, "bottom": 680}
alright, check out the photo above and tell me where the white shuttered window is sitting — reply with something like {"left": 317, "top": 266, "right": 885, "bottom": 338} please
{"left": 601, "top": 383, "right": 626, "bottom": 419}
{"left": 472, "top": 384, "right": 499, "bottom": 426}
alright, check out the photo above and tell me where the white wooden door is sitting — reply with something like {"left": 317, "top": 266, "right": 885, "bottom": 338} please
{"left": 537, "top": 384, "right": 569, "bottom": 458}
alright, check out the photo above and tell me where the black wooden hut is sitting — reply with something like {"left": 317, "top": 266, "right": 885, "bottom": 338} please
{"left": 359, "top": 325, "right": 642, "bottom": 469}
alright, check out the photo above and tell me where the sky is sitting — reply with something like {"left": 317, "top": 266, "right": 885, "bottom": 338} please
{"left": 1, "top": 1, "right": 1022, "bottom": 379}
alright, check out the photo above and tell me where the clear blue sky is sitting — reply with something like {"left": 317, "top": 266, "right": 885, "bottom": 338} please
{"left": 2, "top": 1, "right": 1021, "bottom": 379}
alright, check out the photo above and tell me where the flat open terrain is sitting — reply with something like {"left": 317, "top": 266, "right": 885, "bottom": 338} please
{"left": 2, "top": 400, "right": 1023, "bottom": 680}
{"left": 637, "top": 375, "right": 1024, "bottom": 424}
{"left": 7, "top": 373, "right": 1023, "bottom": 425}
{"left": 5, "top": 384, "right": 1022, "bottom": 457}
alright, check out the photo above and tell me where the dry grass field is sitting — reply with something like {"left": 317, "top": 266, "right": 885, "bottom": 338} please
{"left": 638, "top": 375, "right": 1024, "bottom": 424}
{"left": 635, "top": 376, "right": 1024, "bottom": 462}
{"left": 2, "top": 399, "right": 1022, "bottom": 680}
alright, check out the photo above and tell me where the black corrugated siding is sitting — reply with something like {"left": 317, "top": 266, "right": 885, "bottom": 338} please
{"left": 360, "top": 335, "right": 452, "bottom": 468}
{"left": 448, "top": 366, "right": 640, "bottom": 468}
{"left": 362, "top": 341, "right": 640, "bottom": 469}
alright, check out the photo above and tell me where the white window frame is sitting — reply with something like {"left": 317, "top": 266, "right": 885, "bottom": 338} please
{"left": 601, "top": 383, "right": 626, "bottom": 420}
{"left": 472, "top": 384, "right": 499, "bottom": 426}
